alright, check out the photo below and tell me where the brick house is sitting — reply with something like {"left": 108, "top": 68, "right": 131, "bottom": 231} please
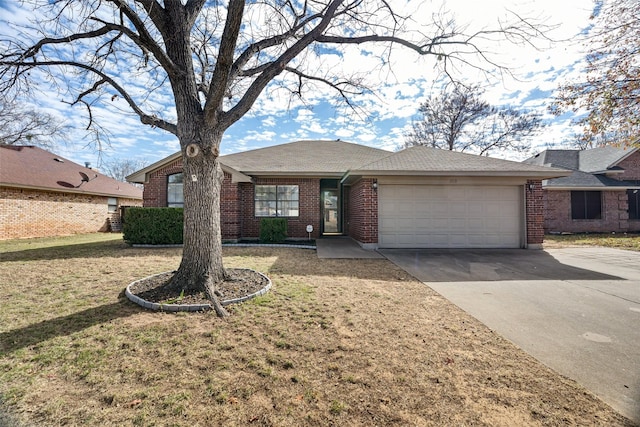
{"left": 524, "top": 146, "right": 640, "bottom": 234}
{"left": 0, "top": 145, "right": 142, "bottom": 240}
{"left": 127, "top": 140, "right": 568, "bottom": 249}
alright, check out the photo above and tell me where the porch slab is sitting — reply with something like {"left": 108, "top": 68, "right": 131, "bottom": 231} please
{"left": 316, "top": 237, "right": 384, "bottom": 259}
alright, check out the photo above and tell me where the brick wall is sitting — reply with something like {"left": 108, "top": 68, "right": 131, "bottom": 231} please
{"left": 0, "top": 187, "right": 141, "bottom": 240}
{"left": 614, "top": 151, "right": 640, "bottom": 181}
{"left": 345, "top": 178, "right": 378, "bottom": 244}
{"left": 525, "top": 180, "right": 544, "bottom": 245}
{"left": 543, "top": 189, "right": 630, "bottom": 233}
{"left": 614, "top": 151, "right": 640, "bottom": 232}
{"left": 143, "top": 158, "right": 183, "bottom": 207}
{"left": 238, "top": 178, "right": 321, "bottom": 240}
{"left": 142, "top": 160, "right": 324, "bottom": 239}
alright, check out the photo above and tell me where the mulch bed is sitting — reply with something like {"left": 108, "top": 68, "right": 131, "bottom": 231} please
{"left": 128, "top": 268, "right": 269, "bottom": 305}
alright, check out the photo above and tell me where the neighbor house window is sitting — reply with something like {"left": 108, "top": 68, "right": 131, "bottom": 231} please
{"left": 629, "top": 189, "right": 640, "bottom": 220}
{"left": 571, "top": 191, "right": 602, "bottom": 219}
{"left": 255, "top": 185, "right": 299, "bottom": 217}
{"left": 167, "top": 173, "right": 184, "bottom": 207}
{"left": 107, "top": 197, "right": 118, "bottom": 213}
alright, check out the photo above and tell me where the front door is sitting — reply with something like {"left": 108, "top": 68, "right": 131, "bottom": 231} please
{"left": 322, "top": 188, "right": 340, "bottom": 234}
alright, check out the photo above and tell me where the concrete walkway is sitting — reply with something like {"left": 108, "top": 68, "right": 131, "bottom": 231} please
{"left": 380, "top": 247, "right": 640, "bottom": 424}
{"left": 316, "top": 237, "right": 384, "bottom": 259}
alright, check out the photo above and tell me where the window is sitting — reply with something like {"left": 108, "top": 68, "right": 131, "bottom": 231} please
{"left": 107, "top": 197, "right": 118, "bottom": 213}
{"left": 629, "top": 189, "right": 640, "bottom": 220}
{"left": 255, "top": 185, "right": 299, "bottom": 217}
{"left": 571, "top": 191, "right": 602, "bottom": 219}
{"left": 167, "top": 173, "right": 184, "bottom": 207}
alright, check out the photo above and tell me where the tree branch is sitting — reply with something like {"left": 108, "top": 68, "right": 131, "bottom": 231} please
{"left": 221, "top": 0, "right": 345, "bottom": 129}
{"left": 204, "top": 0, "right": 246, "bottom": 124}
{"left": 3, "top": 59, "right": 177, "bottom": 135}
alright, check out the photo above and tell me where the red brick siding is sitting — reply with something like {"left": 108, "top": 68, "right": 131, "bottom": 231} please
{"left": 614, "top": 151, "right": 640, "bottom": 232}
{"left": 143, "top": 159, "right": 183, "bottom": 207}
{"left": 239, "top": 178, "right": 321, "bottom": 239}
{"left": 525, "top": 180, "right": 544, "bottom": 245}
{"left": 0, "top": 187, "right": 141, "bottom": 240}
{"left": 614, "top": 151, "right": 640, "bottom": 181}
{"left": 541, "top": 151, "right": 640, "bottom": 233}
{"left": 221, "top": 172, "right": 240, "bottom": 240}
{"left": 345, "top": 178, "right": 378, "bottom": 244}
{"left": 543, "top": 189, "right": 632, "bottom": 233}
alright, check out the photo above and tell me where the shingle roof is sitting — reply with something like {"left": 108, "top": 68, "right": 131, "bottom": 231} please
{"left": 524, "top": 146, "right": 637, "bottom": 172}
{"left": 543, "top": 170, "right": 637, "bottom": 189}
{"left": 219, "top": 140, "right": 391, "bottom": 175}
{"left": 352, "top": 146, "right": 568, "bottom": 177}
{"left": 579, "top": 146, "right": 636, "bottom": 172}
{"left": 524, "top": 150, "right": 579, "bottom": 170}
{"left": 128, "top": 140, "right": 570, "bottom": 184}
{"left": 0, "top": 145, "right": 142, "bottom": 199}
{"left": 524, "top": 146, "right": 639, "bottom": 189}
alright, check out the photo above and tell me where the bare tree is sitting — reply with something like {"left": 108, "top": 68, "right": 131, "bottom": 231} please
{"left": 102, "top": 158, "right": 147, "bottom": 185}
{"left": 405, "top": 83, "right": 543, "bottom": 155}
{"left": 0, "top": 0, "right": 549, "bottom": 316}
{"left": 0, "top": 93, "right": 68, "bottom": 148}
{"left": 552, "top": 0, "right": 640, "bottom": 148}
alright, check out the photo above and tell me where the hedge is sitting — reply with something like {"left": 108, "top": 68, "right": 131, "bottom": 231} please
{"left": 123, "top": 207, "right": 183, "bottom": 245}
{"left": 260, "top": 217, "right": 288, "bottom": 243}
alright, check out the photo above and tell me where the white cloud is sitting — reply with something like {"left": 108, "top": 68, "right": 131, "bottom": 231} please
{"left": 1, "top": 0, "right": 596, "bottom": 166}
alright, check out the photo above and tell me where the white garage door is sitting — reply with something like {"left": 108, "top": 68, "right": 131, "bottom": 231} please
{"left": 378, "top": 185, "right": 522, "bottom": 248}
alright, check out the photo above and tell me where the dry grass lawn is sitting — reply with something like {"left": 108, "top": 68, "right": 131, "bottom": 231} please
{"left": 544, "top": 233, "right": 640, "bottom": 251}
{"left": 0, "top": 234, "right": 635, "bottom": 426}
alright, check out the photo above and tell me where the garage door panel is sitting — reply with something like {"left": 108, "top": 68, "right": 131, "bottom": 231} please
{"left": 378, "top": 184, "right": 522, "bottom": 248}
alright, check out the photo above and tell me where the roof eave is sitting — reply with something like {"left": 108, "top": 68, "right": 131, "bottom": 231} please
{"left": 544, "top": 186, "right": 633, "bottom": 191}
{"left": 605, "top": 147, "right": 639, "bottom": 169}
{"left": 346, "top": 170, "right": 572, "bottom": 178}
{"left": 242, "top": 171, "right": 345, "bottom": 178}
{"left": 0, "top": 182, "right": 143, "bottom": 199}
{"left": 126, "top": 152, "right": 182, "bottom": 184}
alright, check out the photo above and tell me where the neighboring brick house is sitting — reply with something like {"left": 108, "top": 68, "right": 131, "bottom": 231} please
{"left": 128, "top": 140, "right": 567, "bottom": 249}
{"left": 0, "top": 145, "right": 142, "bottom": 240}
{"left": 524, "top": 146, "right": 640, "bottom": 234}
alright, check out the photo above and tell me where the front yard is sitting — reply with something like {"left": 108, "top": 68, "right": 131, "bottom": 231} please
{"left": 544, "top": 232, "right": 640, "bottom": 251}
{"left": 0, "top": 234, "right": 634, "bottom": 426}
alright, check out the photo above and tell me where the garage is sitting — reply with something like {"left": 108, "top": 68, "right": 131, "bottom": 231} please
{"left": 378, "top": 184, "right": 523, "bottom": 248}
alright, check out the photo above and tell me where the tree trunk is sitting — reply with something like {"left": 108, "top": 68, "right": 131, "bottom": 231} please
{"left": 170, "top": 131, "right": 229, "bottom": 317}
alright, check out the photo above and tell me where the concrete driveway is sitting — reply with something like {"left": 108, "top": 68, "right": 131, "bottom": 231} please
{"left": 380, "top": 247, "right": 640, "bottom": 424}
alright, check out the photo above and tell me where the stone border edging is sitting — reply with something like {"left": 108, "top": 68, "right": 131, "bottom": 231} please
{"left": 125, "top": 268, "right": 272, "bottom": 312}
{"left": 131, "top": 243, "right": 316, "bottom": 249}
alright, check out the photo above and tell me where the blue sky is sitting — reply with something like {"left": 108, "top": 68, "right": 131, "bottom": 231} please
{"left": 0, "top": 0, "right": 596, "bottom": 169}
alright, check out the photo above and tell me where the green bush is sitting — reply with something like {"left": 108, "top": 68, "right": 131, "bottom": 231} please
{"left": 123, "top": 207, "right": 183, "bottom": 245}
{"left": 260, "top": 218, "right": 288, "bottom": 243}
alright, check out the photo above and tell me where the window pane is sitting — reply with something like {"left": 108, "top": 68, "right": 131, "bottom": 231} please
{"left": 255, "top": 185, "right": 299, "bottom": 217}
{"left": 255, "top": 185, "right": 277, "bottom": 201}
{"left": 570, "top": 191, "right": 585, "bottom": 219}
{"left": 168, "top": 173, "right": 183, "bottom": 183}
{"left": 585, "top": 191, "right": 602, "bottom": 219}
{"left": 278, "top": 185, "right": 299, "bottom": 201}
{"left": 278, "top": 201, "right": 299, "bottom": 217}
{"left": 629, "top": 190, "right": 640, "bottom": 220}
{"left": 255, "top": 201, "right": 277, "bottom": 217}
{"left": 167, "top": 173, "right": 184, "bottom": 208}
{"left": 108, "top": 197, "right": 118, "bottom": 213}
{"left": 571, "top": 191, "right": 601, "bottom": 220}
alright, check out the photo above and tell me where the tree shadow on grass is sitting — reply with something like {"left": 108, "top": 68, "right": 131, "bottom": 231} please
{"left": 0, "top": 239, "right": 182, "bottom": 263}
{"left": 0, "top": 298, "right": 140, "bottom": 354}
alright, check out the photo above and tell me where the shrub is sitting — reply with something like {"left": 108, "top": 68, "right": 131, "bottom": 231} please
{"left": 123, "top": 207, "right": 183, "bottom": 245}
{"left": 260, "top": 218, "right": 288, "bottom": 243}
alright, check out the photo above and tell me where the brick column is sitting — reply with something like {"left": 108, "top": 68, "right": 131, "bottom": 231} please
{"left": 526, "top": 180, "right": 544, "bottom": 249}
